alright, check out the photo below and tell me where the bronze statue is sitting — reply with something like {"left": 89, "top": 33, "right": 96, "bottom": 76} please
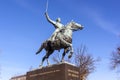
{"left": 45, "top": 12, "right": 65, "bottom": 42}
{"left": 36, "top": 15, "right": 83, "bottom": 67}
{"left": 36, "top": 0, "right": 84, "bottom": 67}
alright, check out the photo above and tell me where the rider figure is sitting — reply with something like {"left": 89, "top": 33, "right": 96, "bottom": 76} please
{"left": 45, "top": 12, "right": 73, "bottom": 56}
{"left": 45, "top": 12, "right": 64, "bottom": 41}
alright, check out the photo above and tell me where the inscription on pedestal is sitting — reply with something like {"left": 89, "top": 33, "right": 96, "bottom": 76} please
{"left": 68, "top": 69, "right": 79, "bottom": 78}
{"left": 26, "top": 62, "right": 80, "bottom": 80}
{"left": 29, "top": 69, "right": 60, "bottom": 77}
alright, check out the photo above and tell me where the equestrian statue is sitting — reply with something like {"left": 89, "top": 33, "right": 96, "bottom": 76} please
{"left": 36, "top": 0, "right": 84, "bottom": 67}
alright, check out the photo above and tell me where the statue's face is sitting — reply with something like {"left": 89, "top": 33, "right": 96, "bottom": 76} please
{"left": 56, "top": 18, "right": 61, "bottom": 22}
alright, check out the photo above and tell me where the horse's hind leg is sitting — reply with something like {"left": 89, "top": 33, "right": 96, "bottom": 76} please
{"left": 39, "top": 52, "right": 47, "bottom": 67}
{"left": 61, "top": 48, "right": 69, "bottom": 62}
{"left": 39, "top": 50, "right": 54, "bottom": 67}
{"left": 46, "top": 50, "right": 54, "bottom": 66}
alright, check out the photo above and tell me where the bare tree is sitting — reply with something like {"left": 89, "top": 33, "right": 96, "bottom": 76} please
{"left": 52, "top": 52, "right": 61, "bottom": 64}
{"left": 52, "top": 45, "right": 98, "bottom": 80}
{"left": 110, "top": 46, "right": 120, "bottom": 70}
{"left": 74, "top": 46, "right": 99, "bottom": 80}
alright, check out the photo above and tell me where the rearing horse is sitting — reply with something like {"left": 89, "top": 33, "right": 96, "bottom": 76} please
{"left": 36, "top": 21, "right": 83, "bottom": 67}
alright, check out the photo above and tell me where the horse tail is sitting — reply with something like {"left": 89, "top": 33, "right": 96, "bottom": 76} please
{"left": 36, "top": 41, "right": 46, "bottom": 55}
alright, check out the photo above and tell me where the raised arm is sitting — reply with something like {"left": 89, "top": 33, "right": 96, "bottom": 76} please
{"left": 45, "top": 12, "right": 57, "bottom": 28}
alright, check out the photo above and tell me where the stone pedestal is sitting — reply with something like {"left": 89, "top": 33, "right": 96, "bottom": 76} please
{"left": 26, "top": 62, "right": 80, "bottom": 80}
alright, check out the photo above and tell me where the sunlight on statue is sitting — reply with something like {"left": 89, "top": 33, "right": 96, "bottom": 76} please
{"left": 45, "top": 12, "right": 65, "bottom": 42}
{"left": 36, "top": 0, "right": 84, "bottom": 68}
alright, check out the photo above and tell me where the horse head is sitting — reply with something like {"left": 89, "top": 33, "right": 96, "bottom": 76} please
{"left": 66, "top": 21, "right": 84, "bottom": 31}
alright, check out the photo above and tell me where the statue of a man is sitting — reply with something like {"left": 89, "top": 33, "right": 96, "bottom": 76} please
{"left": 45, "top": 12, "right": 73, "bottom": 51}
{"left": 45, "top": 12, "right": 65, "bottom": 42}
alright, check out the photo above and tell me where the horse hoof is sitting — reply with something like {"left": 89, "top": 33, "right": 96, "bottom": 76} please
{"left": 68, "top": 52, "right": 73, "bottom": 58}
{"left": 39, "top": 65, "right": 43, "bottom": 68}
{"left": 68, "top": 55, "right": 72, "bottom": 58}
{"left": 68, "top": 54, "right": 72, "bottom": 58}
{"left": 61, "top": 60, "right": 64, "bottom": 63}
{"left": 47, "top": 63, "right": 50, "bottom": 66}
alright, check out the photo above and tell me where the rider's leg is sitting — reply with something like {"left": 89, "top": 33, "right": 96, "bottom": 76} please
{"left": 51, "top": 33, "right": 57, "bottom": 41}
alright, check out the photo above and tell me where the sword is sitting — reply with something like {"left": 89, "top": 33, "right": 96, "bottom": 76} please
{"left": 45, "top": 0, "right": 49, "bottom": 12}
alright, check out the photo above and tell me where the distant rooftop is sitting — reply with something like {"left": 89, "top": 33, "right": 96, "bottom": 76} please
{"left": 10, "top": 74, "right": 26, "bottom": 80}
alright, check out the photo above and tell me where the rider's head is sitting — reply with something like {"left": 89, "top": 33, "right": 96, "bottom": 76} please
{"left": 56, "top": 18, "right": 61, "bottom": 23}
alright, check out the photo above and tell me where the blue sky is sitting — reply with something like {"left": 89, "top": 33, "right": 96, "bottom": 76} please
{"left": 0, "top": 0, "right": 120, "bottom": 80}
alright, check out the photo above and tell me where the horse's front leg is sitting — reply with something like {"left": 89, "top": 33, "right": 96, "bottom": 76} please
{"left": 61, "top": 50, "right": 66, "bottom": 62}
{"left": 58, "top": 37, "right": 73, "bottom": 59}
{"left": 68, "top": 45, "right": 74, "bottom": 59}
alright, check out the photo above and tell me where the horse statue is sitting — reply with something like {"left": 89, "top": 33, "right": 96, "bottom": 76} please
{"left": 36, "top": 21, "right": 84, "bottom": 67}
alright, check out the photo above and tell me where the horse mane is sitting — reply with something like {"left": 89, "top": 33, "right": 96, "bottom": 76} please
{"left": 65, "top": 20, "right": 74, "bottom": 28}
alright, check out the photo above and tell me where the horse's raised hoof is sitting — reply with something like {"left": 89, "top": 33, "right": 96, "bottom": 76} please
{"left": 68, "top": 55, "right": 72, "bottom": 59}
{"left": 68, "top": 52, "right": 73, "bottom": 59}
